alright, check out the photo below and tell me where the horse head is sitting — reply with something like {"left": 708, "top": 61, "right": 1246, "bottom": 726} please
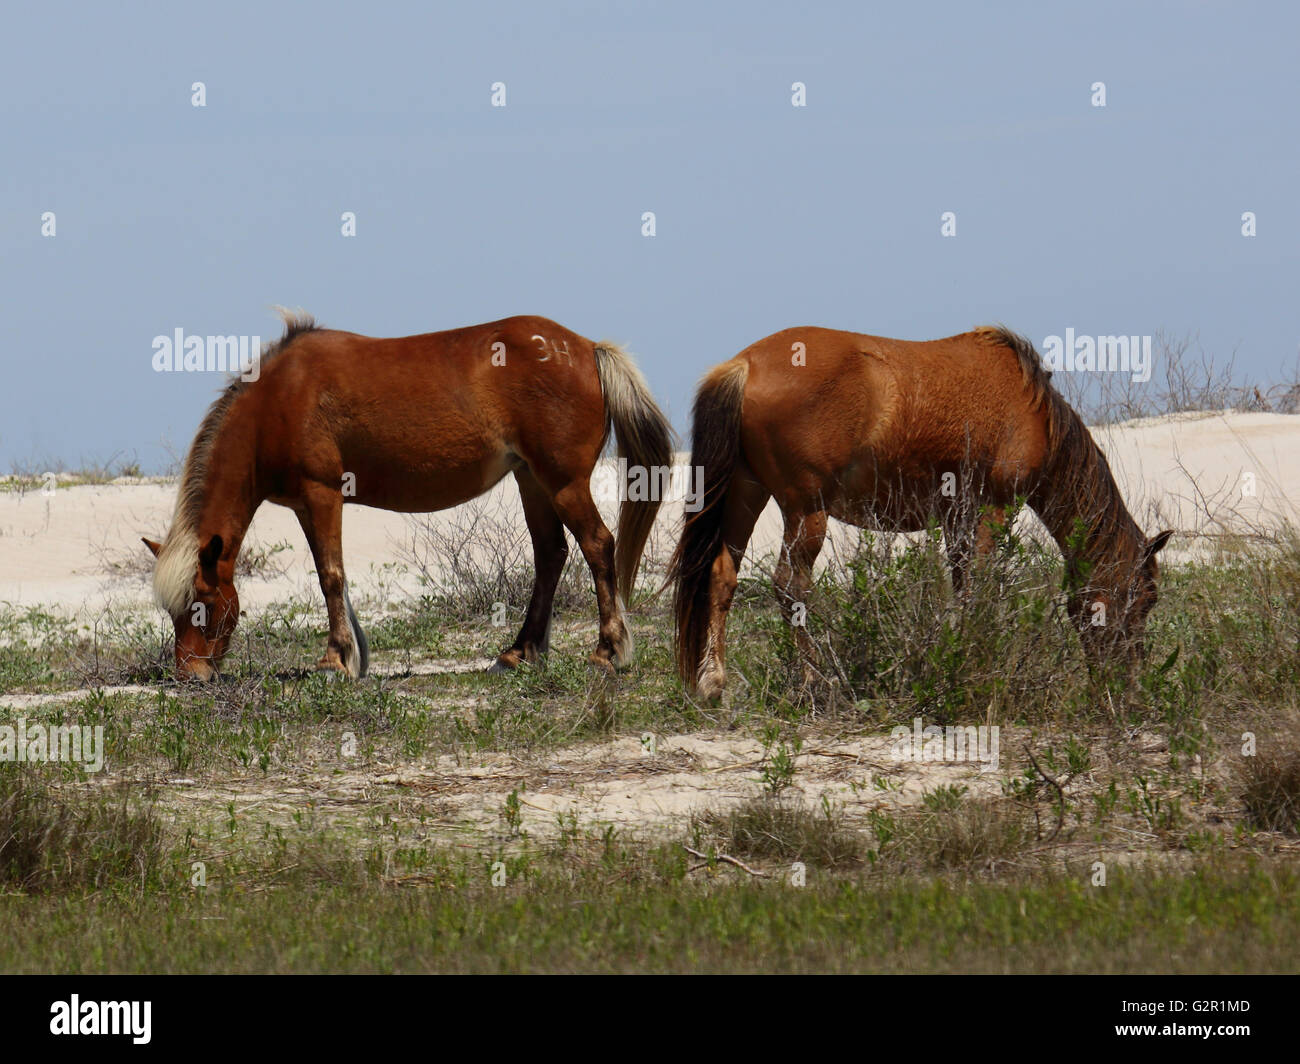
{"left": 1071, "top": 528, "right": 1173, "bottom": 669}
{"left": 144, "top": 532, "right": 240, "bottom": 680}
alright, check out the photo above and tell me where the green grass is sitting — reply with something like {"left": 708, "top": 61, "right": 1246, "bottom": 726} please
{"left": 2, "top": 853, "right": 1296, "bottom": 973}
{"left": 0, "top": 606, "right": 86, "bottom": 693}
{"left": 0, "top": 764, "right": 175, "bottom": 893}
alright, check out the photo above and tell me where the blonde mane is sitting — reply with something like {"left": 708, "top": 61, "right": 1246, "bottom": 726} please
{"left": 152, "top": 308, "right": 318, "bottom": 617}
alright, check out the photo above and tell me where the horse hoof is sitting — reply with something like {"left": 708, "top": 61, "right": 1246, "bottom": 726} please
{"left": 586, "top": 653, "right": 617, "bottom": 677}
{"left": 487, "top": 658, "right": 514, "bottom": 674}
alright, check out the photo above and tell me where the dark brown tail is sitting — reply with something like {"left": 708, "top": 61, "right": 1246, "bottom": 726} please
{"left": 593, "top": 342, "right": 675, "bottom": 602}
{"left": 667, "top": 360, "right": 749, "bottom": 689}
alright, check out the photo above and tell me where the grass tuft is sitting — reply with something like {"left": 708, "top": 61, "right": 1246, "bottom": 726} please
{"left": 691, "top": 795, "right": 865, "bottom": 868}
{"left": 0, "top": 765, "right": 172, "bottom": 894}
{"left": 1240, "top": 735, "right": 1300, "bottom": 834}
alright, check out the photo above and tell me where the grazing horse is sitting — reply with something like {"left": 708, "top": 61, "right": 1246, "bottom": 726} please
{"left": 144, "top": 311, "right": 673, "bottom": 681}
{"left": 669, "top": 325, "right": 1173, "bottom": 701}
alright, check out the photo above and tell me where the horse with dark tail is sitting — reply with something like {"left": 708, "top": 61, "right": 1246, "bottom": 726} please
{"left": 669, "top": 325, "right": 1172, "bottom": 701}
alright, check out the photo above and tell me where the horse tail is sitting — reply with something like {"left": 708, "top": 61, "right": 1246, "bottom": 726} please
{"left": 593, "top": 342, "right": 675, "bottom": 603}
{"left": 667, "top": 359, "right": 748, "bottom": 690}
{"left": 344, "top": 582, "right": 369, "bottom": 679}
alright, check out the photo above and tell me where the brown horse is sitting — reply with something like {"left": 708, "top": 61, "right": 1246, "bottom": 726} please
{"left": 144, "top": 311, "right": 673, "bottom": 681}
{"left": 669, "top": 325, "right": 1173, "bottom": 700}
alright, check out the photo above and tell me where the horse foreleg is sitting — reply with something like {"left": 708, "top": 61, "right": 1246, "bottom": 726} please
{"left": 977, "top": 506, "right": 1006, "bottom": 557}
{"left": 946, "top": 503, "right": 1005, "bottom": 599}
{"left": 945, "top": 528, "right": 973, "bottom": 598}
{"left": 490, "top": 468, "right": 569, "bottom": 672}
{"left": 297, "top": 484, "right": 366, "bottom": 679}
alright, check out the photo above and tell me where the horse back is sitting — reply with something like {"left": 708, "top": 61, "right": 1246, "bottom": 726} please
{"left": 249, "top": 316, "right": 608, "bottom": 511}
{"left": 732, "top": 327, "right": 1054, "bottom": 513}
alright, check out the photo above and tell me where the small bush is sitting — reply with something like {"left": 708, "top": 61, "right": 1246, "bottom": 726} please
{"left": 692, "top": 795, "right": 865, "bottom": 868}
{"left": 1240, "top": 738, "right": 1300, "bottom": 834}
{"left": 869, "top": 795, "right": 1032, "bottom": 874}
{"left": 400, "top": 497, "right": 591, "bottom": 623}
{"left": 812, "top": 513, "right": 1078, "bottom": 723}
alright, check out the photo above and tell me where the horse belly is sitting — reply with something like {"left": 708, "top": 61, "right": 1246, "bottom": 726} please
{"left": 829, "top": 462, "right": 936, "bottom": 532}
{"left": 339, "top": 438, "right": 518, "bottom": 514}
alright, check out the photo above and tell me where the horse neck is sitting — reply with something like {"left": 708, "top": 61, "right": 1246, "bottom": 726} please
{"left": 1032, "top": 435, "right": 1143, "bottom": 591}
{"left": 193, "top": 400, "right": 263, "bottom": 559}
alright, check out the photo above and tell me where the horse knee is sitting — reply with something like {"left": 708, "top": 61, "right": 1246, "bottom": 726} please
{"left": 586, "top": 524, "right": 614, "bottom": 564}
{"left": 318, "top": 566, "right": 344, "bottom": 598}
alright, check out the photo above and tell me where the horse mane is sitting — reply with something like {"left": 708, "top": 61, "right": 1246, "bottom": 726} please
{"left": 153, "top": 308, "right": 319, "bottom": 618}
{"left": 972, "top": 324, "right": 1063, "bottom": 438}
{"left": 973, "top": 324, "right": 1143, "bottom": 568}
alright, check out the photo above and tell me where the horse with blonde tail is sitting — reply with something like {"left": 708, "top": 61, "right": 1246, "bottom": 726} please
{"left": 145, "top": 311, "right": 673, "bottom": 681}
{"left": 668, "top": 325, "right": 1172, "bottom": 701}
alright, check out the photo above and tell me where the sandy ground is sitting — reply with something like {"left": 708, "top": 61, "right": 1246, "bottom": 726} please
{"left": 1, "top": 411, "right": 1296, "bottom": 623}
{"left": 164, "top": 726, "right": 1012, "bottom": 846}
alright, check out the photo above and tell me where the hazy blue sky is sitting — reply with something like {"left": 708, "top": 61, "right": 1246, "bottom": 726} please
{"left": 2, "top": 0, "right": 1296, "bottom": 471}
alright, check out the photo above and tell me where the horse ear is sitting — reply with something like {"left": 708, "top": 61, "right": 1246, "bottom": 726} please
{"left": 198, "top": 533, "right": 224, "bottom": 573}
{"left": 142, "top": 537, "right": 162, "bottom": 558}
{"left": 1145, "top": 529, "right": 1174, "bottom": 559}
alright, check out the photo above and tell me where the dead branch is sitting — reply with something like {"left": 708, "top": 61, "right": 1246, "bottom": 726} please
{"left": 683, "top": 844, "right": 770, "bottom": 878}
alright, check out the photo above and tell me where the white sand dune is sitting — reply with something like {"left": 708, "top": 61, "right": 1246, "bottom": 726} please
{"left": 0, "top": 411, "right": 1295, "bottom": 625}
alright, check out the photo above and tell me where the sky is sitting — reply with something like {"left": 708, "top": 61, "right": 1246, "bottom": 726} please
{"left": 2, "top": 0, "right": 1297, "bottom": 472}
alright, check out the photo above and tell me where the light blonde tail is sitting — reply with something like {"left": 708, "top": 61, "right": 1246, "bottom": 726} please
{"left": 594, "top": 342, "right": 675, "bottom": 602}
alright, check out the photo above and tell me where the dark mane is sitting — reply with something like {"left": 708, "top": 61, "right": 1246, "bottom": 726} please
{"left": 973, "top": 324, "right": 1059, "bottom": 432}
{"left": 974, "top": 324, "right": 1142, "bottom": 570}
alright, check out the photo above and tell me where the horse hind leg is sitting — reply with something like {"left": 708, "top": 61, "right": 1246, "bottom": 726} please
{"left": 490, "top": 468, "right": 569, "bottom": 672}
{"left": 774, "top": 507, "right": 827, "bottom": 689}
{"left": 297, "top": 484, "right": 366, "bottom": 679}
{"left": 696, "top": 472, "right": 769, "bottom": 702}
{"left": 543, "top": 476, "right": 631, "bottom": 670}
